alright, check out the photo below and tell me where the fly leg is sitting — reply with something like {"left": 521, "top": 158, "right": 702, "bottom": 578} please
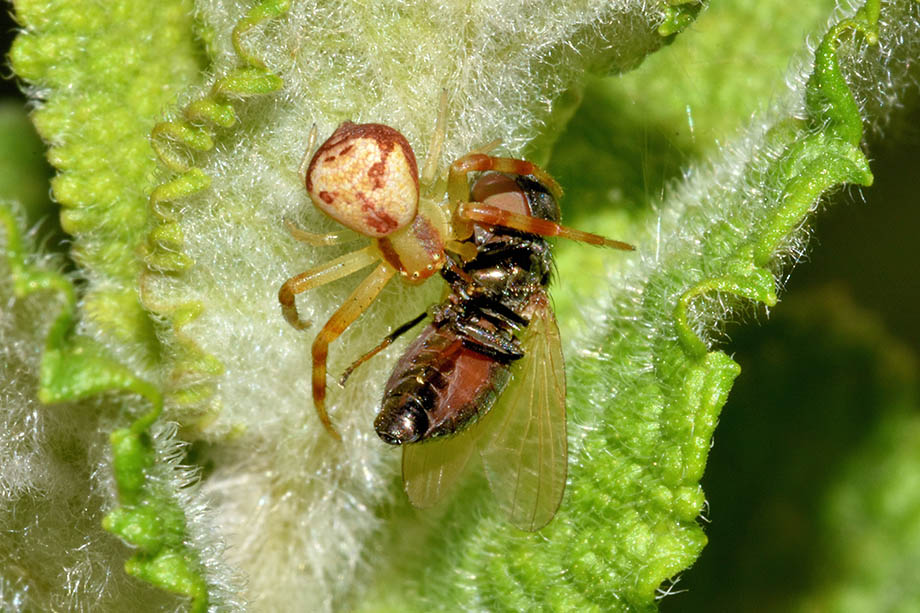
{"left": 338, "top": 311, "right": 428, "bottom": 385}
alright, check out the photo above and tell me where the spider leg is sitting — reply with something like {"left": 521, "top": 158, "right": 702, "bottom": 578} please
{"left": 444, "top": 238, "right": 478, "bottom": 262}
{"left": 311, "top": 261, "right": 396, "bottom": 439}
{"left": 298, "top": 124, "right": 318, "bottom": 182}
{"left": 448, "top": 153, "right": 563, "bottom": 204}
{"left": 420, "top": 90, "right": 449, "bottom": 187}
{"left": 285, "top": 219, "right": 350, "bottom": 247}
{"left": 459, "top": 202, "right": 635, "bottom": 250}
{"left": 278, "top": 246, "right": 377, "bottom": 330}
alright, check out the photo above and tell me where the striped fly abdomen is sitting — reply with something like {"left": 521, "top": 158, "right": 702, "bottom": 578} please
{"left": 375, "top": 324, "right": 512, "bottom": 444}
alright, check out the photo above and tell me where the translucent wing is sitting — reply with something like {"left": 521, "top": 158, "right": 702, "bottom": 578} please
{"left": 401, "top": 341, "right": 512, "bottom": 509}
{"left": 402, "top": 427, "right": 479, "bottom": 509}
{"left": 478, "top": 295, "right": 567, "bottom": 531}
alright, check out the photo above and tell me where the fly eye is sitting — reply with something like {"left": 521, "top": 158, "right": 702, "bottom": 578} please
{"left": 374, "top": 398, "right": 428, "bottom": 445}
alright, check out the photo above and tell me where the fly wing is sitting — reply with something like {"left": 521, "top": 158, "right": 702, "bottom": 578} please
{"left": 400, "top": 334, "right": 513, "bottom": 510}
{"left": 478, "top": 296, "right": 567, "bottom": 531}
{"left": 402, "top": 428, "right": 478, "bottom": 509}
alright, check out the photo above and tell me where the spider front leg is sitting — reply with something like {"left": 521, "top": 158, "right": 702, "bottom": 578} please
{"left": 448, "top": 153, "right": 563, "bottom": 205}
{"left": 419, "top": 90, "right": 448, "bottom": 188}
{"left": 459, "top": 203, "right": 635, "bottom": 250}
{"left": 449, "top": 153, "right": 634, "bottom": 250}
{"left": 311, "top": 261, "right": 396, "bottom": 439}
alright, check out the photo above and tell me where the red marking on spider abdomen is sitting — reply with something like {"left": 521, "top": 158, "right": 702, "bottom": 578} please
{"left": 367, "top": 160, "right": 386, "bottom": 189}
{"left": 354, "top": 191, "right": 398, "bottom": 234}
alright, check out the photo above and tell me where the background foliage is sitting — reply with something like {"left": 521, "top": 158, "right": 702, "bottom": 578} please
{"left": 1, "top": 0, "right": 918, "bottom": 611}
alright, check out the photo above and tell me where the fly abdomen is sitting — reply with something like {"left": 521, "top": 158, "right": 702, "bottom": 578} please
{"left": 375, "top": 323, "right": 512, "bottom": 445}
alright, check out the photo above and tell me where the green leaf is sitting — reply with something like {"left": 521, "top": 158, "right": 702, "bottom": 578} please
{"left": 9, "top": 0, "right": 203, "bottom": 356}
{"left": 131, "top": 3, "right": 688, "bottom": 611}
{"left": 6, "top": 0, "right": 225, "bottom": 608}
{"left": 674, "top": 288, "right": 920, "bottom": 610}
{"left": 0, "top": 203, "right": 188, "bottom": 610}
{"left": 3, "top": 0, "right": 919, "bottom": 610}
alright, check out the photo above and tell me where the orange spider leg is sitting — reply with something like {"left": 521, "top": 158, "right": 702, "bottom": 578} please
{"left": 459, "top": 203, "right": 636, "bottom": 251}
{"left": 448, "top": 153, "right": 563, "bottom": 204}
{"left": 311, "top": 261, "right": 397, "bottom": 439}
{"left": 278, "top": 246, "right": 378, "bottom": 330}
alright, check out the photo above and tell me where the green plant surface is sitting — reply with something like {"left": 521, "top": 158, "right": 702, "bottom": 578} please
{"left": 668, "top": 285, "right": 920, "bottom": 612}
{"left": 0, "top": 102, "right": 52, "bottom": 226}
{"left": 550, "top": 0, "right": 842, "bottom": 332}
{"left": 9, "top": 0, "right": 204, "bottom": 364}
{"left": 5, "top": 0, "right": 234, "bottom": 608}
{"left": 0, "top": 202, "right": 188, "bottom": 611}
{"left": 2, "top": 0, "right": 919, "bottom": 611}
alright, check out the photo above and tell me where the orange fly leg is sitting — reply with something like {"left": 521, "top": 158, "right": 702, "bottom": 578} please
{"left": 310, "top": 261, "right": 396, "bottom": 439}
{"left": 459, "top": 202, "right": 636, "bottom": 250}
